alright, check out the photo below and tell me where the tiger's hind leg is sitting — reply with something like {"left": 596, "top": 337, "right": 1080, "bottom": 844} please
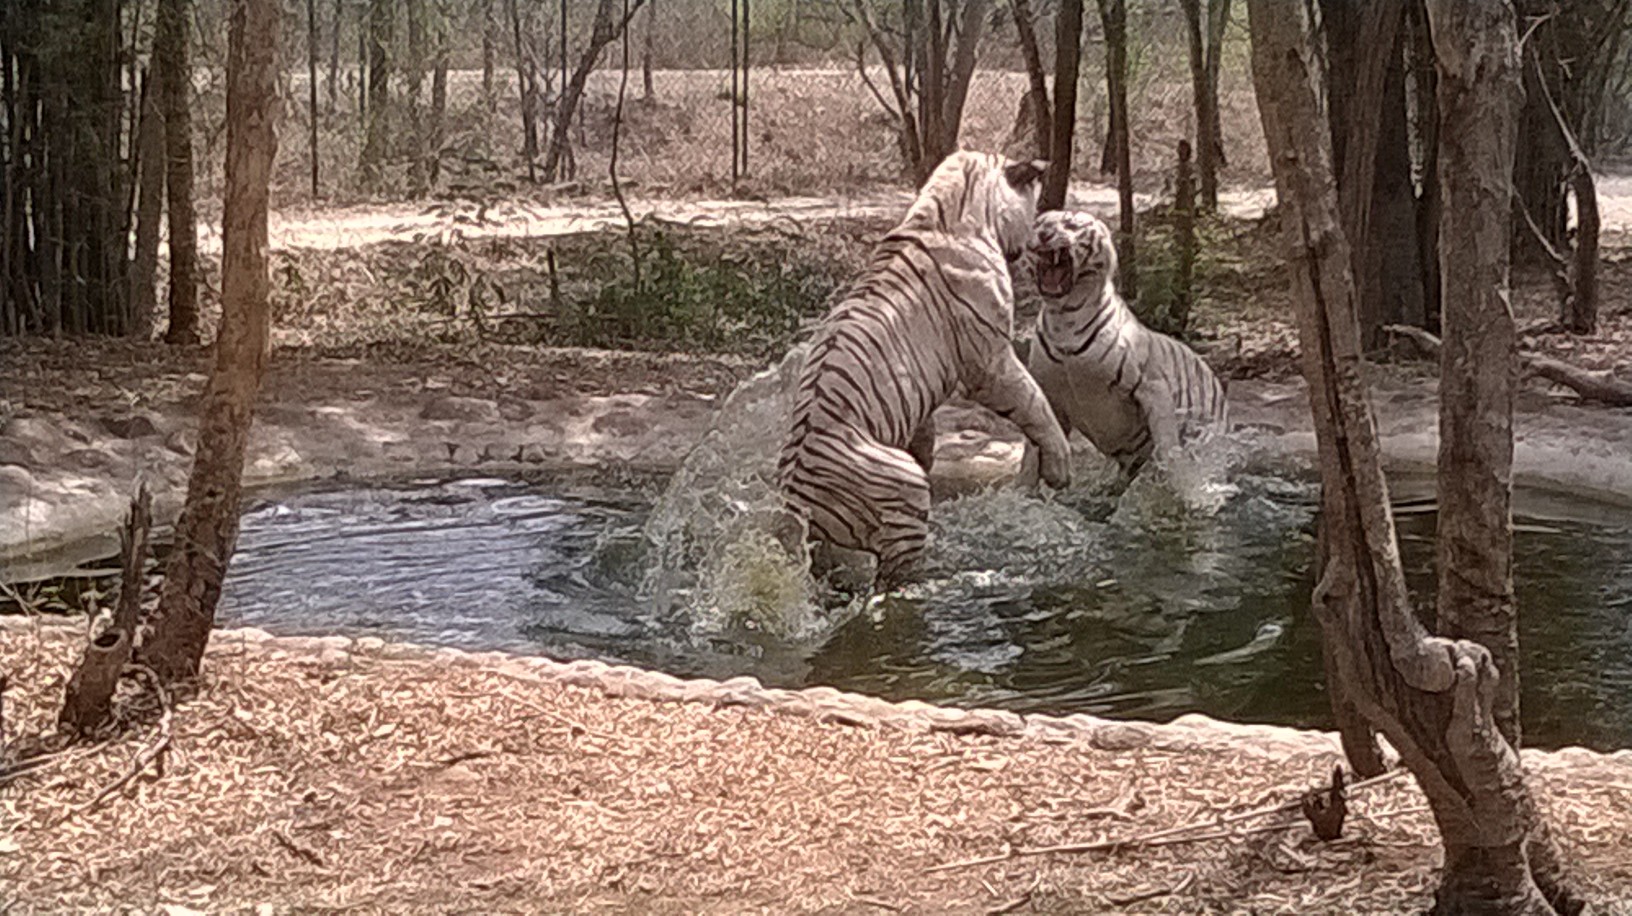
{"left": 848, "top": 436, "right": 933, "bottom": 590}
{"left": 787, "top": 431, "right": 932, "bottom": 591}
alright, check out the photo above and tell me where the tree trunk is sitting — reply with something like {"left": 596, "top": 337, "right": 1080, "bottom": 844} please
{"left": 481, "top": 0, "right": 496, "bottom": 108}
{"left": 1042, "top": 0, "right": 1082, "bottom": 211}
{"left": 140, "top": 0, "right": 282, "bottom": 684}
{"left": 360, "top": 0, "right": 392, "bottom": 182}
{"left": 1098, "top": 0, "right": 1136, "bottom": 298}
{"left": 326, "top": 0, "right": 340, "bottom": 112}
{"left": 129, "top": 69, "right": 165, "bottom": 339}
{"left": 642, "top": 0, "right": 655, "bottom": 101}
{"left": 1324, "top": 0, "right": 1425, "bottom": 350}
{"left": 405, "top": 0, "right": 426, "bottom": 193}
{"left": 541, "top": 0, "right": 647, "bottom": 184}
{"left": 508, "top": 0, "right": 536, "bottom": 182}
{"left": 1249, "top": 0, "right": 1585, "bottom": 909}
{"left": 938, "top": 0, "right": 991, "bottom": 157}
{"left": 1566, "top": 169, "right": 1599, "bottom": 334}
{"left": 60, "top": 487, "right": 150, "bottom": 732}
{"left": 1407, "top": 0, "right": 1441, "bottom": 334}
{"left": 307, "top": 0, "right": 321, "bottom": 197}
{"left": 1203, "top": 0, "right": 1230, "bottom": 176}
{"left": 1179, "top": 0, "right": 1215, "bottom": 210}
{"left": 1009, "top": 0, "right": 1052, "bottom": 161}
{"left": 156, "top": 0, "right": 198, "bottom": 344}
{"left": 428, "top": 0, "right": 447, "bottom": 188}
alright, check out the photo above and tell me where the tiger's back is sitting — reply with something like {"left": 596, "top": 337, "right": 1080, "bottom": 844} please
{"left": 779, "top": 151, "right": 1067, "bottom": 586}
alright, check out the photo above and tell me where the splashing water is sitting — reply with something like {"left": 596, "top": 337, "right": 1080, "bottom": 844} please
{"left": 636, "top": 343, "right": 834, "bottom": 640}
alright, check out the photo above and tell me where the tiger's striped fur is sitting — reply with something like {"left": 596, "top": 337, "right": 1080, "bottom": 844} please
{"left": 1024, "top": 210, "right": 1227, "bottom": 478}
{"left": 779, "top": 151, "right": 1071, "bottom": 588}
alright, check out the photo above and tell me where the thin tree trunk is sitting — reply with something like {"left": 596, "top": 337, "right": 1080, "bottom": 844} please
{"left": 1180, "top": 0, "right": 1211, "bottom": 208}
{"left": 405, "top": 0, "right": 426, "bottom": 193}
{"left": 130, "top": 69, "right": 165, "bottom": 339}
{"left": 1010, "top": 0, "right": 1052, "bottom": 161}
{"left": 481, "top": 0, "right": 496, "bottom": 107}
{"left": 1567, "top": 169, "right": 1599, "bottom": 334}
{"left": 157, "top": 0, "right": 198, "bottom": 344}
{"left": 307, "top": 0, "right": 320, "bottom": 197}
{"left": 1203, "top": 0, "right": 1230, "bottom": 176}
{"left": 326, "top": 0, "right": 341, "bottom": 112}
{"left": 541, "top": 0, "right": 647, "bottom": 183}
{"left": 508, "top": 0, "right": 536, "bottom": 182}
{"left": 938, "top": 0, "right": 991, "bottom": 155}
{"left": 1098, "top": 0, "right": 1135, "bottom": 298}
{"left": 360, "top": 0, "right": 392, "bottom": 181}
{"left": 141, "top": 0, "right": 282, "bottom": 685}
{"left": 642, "top": 0, "right": 655, "bottom": 100}
{"left": 357, "top": 0, "right": 368, "bottom": 127}
{"left": 1407, "top": 0, "right": 1441, "bottom": 334}
{"left": 1250, "top": 0, "right": 1585, "bottom": 909}
{"left": 428, "top": 0, "right": 447, "bottom": 188}
{"left": 1042, "top": 0, "right": 1082, "bottom": 210}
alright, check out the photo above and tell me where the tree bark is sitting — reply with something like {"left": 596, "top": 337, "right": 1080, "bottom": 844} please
{"left": 1249, "top": 0, "right": 1584, "bottom": 909}
{"left": 1179, "top": 0, "right": 1227, "bottom": 211}
{"left": 428, "top": 1, "right": 447, "bottom": 188}
{"left": 642, "top": 0, "right": 656, "bottom": 101}
{"left": 1098, "top": 0, "right": 1136, "bottom": 298}
{"left": 130, "top": 69, "right": 165, "bottom": 339}
{"left": 326, "top": 0, "right": 341, "bottom": 113}
{"left": 1567, "top": 169, "right": 1599, "bottom": 334}
{"left": 481, "top": 0, "right": 496, "bottom": 108}
{"left": 360, "top": 0, "right": 392, "bottom": 182}
{"left": 60, "top": 487, "right": 150, "bottom": 732}
{"left": 156, "top": 0, "right": 199, "bottom": 345}
{"left": 1324, "top": 0, "right": 1425, "bottom": 349}
{"left": 1407, "top": 0, "right": 1441, "bottom": 334}
{"left": 1010, "top": 0, "right": 1052, "bottom": 161}
{"left": 508, "top": 0, "right": 537, "bottom": 182}
{"left": 1203, "top": 0, "right": 1230, "bottom": 175}
{"left": 1042, "top": 0, "right": 1082, "bottom": 210}
{"left": 540, "top": 0, "right": 647, "bottom": 183}
{"left": 140, "top": 0, "right": 282, "bottom": 684}
{"left": 1430, "top": 0, "right": 1524, "bottom": 756}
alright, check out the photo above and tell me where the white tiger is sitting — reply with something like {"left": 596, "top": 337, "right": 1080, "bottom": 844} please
{"left": 1023, "top": 210, "right": 1227, "bottom": 480}
{"left": 779, "top": 151, "right": 1071, "bottom": 588}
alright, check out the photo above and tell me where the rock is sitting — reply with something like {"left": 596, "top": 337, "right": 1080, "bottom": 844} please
{"left": 0, "top": 465, "right": 36, "bottom": 501}
{"left": 496, "top": 397, "right": 535, "bottom": 422}
{"left": 100, "top": 412, "right": 160, "bottom": 439}
{"left": 63, "top": 448, "right": 119, "bottom": 472}
{"left": 0, "top": 439, "right": 35, "bottom": 468}
{"left": 165, "top": 429, "right": 196, "bottom": 456}
{"left": 420, "top": 396, "right": 499, "bottom": 423}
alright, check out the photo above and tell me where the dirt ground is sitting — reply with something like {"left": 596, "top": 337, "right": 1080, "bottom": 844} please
{"left": 5, "top": 188, "right": 1632, "bottom": 912}
{"left": 4, "top": 625, "right": 1632, "bottom": 915}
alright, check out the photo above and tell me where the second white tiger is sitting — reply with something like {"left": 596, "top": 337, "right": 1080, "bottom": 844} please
{"left": 1023, "top": 210, "right": 1227, "bottom": 479}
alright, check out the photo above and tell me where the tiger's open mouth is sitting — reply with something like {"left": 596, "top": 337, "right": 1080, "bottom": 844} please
{"left": 1035, "top": 247, "right": 1075, "bottom": 298}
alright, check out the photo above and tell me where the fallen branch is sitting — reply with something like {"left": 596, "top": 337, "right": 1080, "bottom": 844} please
{"left": 51, "top": 666, "right": 173, "bottom": 827}
{"left": 925, "top": 767, "right": 1410, "bottom": 874}
{"left": 1105, "top": 870, "right": 1195, "bottom": 907}
{"left": 985, "top": 874, "right": 1042, "bottom": 915}
{"left": 1385, "top": 324, "right": 1632, "bottom": 407}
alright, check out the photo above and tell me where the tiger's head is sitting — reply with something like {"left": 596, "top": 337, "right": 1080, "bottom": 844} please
{"left": 1029, "top": 210, "right": 1117, "bottom": 305}
{"left": 907, "top": 150, "right": 1048, "bottom": 260}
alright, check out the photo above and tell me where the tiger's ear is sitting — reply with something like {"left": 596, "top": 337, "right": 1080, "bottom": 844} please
{"left": 1004, "top": 159, "right": 1048, "bottom": 189}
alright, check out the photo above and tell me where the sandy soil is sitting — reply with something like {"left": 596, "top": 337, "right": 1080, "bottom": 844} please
{"left": 4, "top": 623, "right": 1632, "bottom": 915}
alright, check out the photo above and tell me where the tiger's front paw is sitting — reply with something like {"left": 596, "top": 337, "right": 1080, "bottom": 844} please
{"left": 1040, "top": 448, "right": 1072, "bottom": 490}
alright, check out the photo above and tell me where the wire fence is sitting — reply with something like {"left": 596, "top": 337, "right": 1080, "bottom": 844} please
{"left": 269, "top": 0, "right": 1267, "bottom": 206}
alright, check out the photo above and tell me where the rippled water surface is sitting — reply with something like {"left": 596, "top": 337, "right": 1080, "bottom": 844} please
{"left": 213, "top": 470, "right": 1632, "bottom": 751}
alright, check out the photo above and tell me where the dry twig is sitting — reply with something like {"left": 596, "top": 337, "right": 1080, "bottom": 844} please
{"left": 1105, "top": 870, "right": 1195, "bottom": 907}
{"left": 926, "top": 768, "right": 1411, "bottom": 873}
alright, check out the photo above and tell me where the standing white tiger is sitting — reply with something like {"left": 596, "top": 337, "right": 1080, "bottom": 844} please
{"left": 780, "top": 151, "right": 1071, "bottom": 588}
{"left": 1023, "top": 210, "right": 1228, "bottom": 479}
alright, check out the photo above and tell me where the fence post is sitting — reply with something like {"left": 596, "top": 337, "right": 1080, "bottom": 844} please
{"left": 1175, "top": 138, "right": 1195, "bottom": 334}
